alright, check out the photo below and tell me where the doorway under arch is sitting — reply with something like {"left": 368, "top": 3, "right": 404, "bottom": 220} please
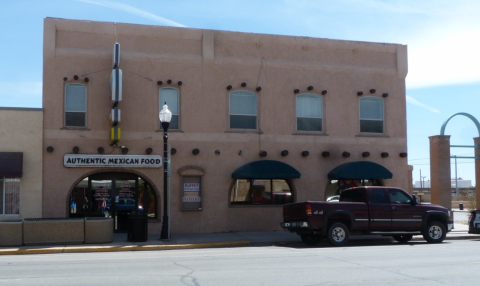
{"left": 67, "top": 171, "right": 158, "bottom": 232}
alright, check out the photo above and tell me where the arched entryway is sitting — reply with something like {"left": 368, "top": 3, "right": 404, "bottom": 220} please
{"left": 324, "top": 161, "right": 393, "bottom": 200}
{"left": 67, "top": 171, "right": 158, "bottom": 232}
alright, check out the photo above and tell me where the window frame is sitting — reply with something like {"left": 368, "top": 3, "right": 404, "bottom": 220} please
{"left": 64, "top": 83, "right": 87, "bottom": 128}
{"left": 159, "top": 87, "right": 180, "bottom": 131}
{"left": 228, "top": 90, "right": 258, "bottom": 131}
{"left": 229, "top": 178, "right": 293, "bottom": 206}
{"left": 0, "top": 177, "right": 21, "bottom": 216}
{"left": 295, "top": 93, "right": 324, "bottom": 133}
{"left": 359, "top": 96, "right": 384, "bottom": 134}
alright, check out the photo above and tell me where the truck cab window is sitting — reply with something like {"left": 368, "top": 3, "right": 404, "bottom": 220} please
{"left": 389, "top": 189, "right": 411, "bottom": 204}
{"left": 371, "top": 189, "right": 388, "bottom": 204}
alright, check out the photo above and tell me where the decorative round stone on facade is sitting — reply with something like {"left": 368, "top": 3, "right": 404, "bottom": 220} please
{"left": 399, "top": 152, "right": 408, "bottom": 158}
{"left": 171, "top": 148, "right": 177, "bottom": 155}
{"left": 381, "top": 152, "right": 389, "bottom": 158}
{"left": 157, "top": 80, "right": 163, "bottom": 85}
{"left": 241, "top": 82, "right": 246, "bottom": 87}
{"left": 302, "top": 151, "right": 309, "bottom": 157}
{"left": 322, "top": 90, "right": 327, "bottom": 95}
{"left": 294, "top": 89, "right": 300, "bottom": 94}
{"left": 215, "top": 149, "right": 220, "bottom": 155}
{"left": 74, "top": 75, "right": 79, "bottom": 80}
{"left": 308, "top": 86, "right": 313, "bottom": 91}
{"left": 46, "top": 146, "right": 54, "bottom": 153}
{"left": 226, "top": 85, "right": 232, "bottom": 90}
{"left": 322, "top": 151, "right": 330, "bottom": 157}
{"left": 97, "top": 147, "right": 104, "bottom": 154}
{"left": 73, "top": 146, "right": 80, "bottom": 154}
{"left": 362, "top": 152, "right": 370, "bottom": 157}
{"left": 84, "top": 77, "right": 89, "bottom": 82}
{"left": 259, "top": 150, "right": 267, "bottom": 157}
{"left": 192, "top": 148, "right": 200, "bottom": 155}
{"left": 256, "top": 86, "right": 262, "bottom": 92}
{"left": 370, "top": 89, "right": 376, "bottom": 93}
{"left": 357, "top": 91, "right": 363, "bottom": 96}
{"left": 382, "top": 93, "right": 389, "bottom": 97}
{"left": 342, "top": 151, "right": 350, "bottom": 158}
{"left": 146, "top": 148, "right": 153, "bottom": 154}
{"left": 167, "top": 79, "right": 172, "bottom": 84}
{"left": 121, "top": 148, "right": 129, "bottom": 154}
{"left": 281, "top": 150, "right": 289, "bottom": 156}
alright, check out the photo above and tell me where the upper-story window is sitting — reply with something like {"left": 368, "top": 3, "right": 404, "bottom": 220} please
{"left": 359, "top": 97, "right": 383, "bottom": 133}
{"left": 229, "top": 90, "right": 257, "bottom": 129}
{"left": 159, "top": 88, "right": 179, "bottom": 130}
{"left": 65, "top": 84, "right": 87, "bottom": 127}
{"left": 296, "top": 93, "right": 322, "bottom": 132}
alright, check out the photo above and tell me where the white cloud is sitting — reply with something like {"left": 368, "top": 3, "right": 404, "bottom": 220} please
{"left": 406, "top": 95, "right": 439, "bottom": 113}
{"left": 76, "top": 0, "right": 187, "bottom": 27}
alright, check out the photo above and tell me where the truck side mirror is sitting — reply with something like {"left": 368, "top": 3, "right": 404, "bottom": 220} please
{"left": 412, "top": 195, "right": 417, "bottom": 206}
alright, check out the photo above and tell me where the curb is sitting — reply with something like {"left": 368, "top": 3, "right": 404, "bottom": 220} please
{"left": 0, "top": 241, "right": 250, "bottom": 256}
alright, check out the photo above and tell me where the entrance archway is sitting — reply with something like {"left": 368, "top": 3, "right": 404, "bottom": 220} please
{"left": 430, "top": 112, "right": 480, "bottom": 210}
{"left": 66, "top": 170, "right": 159, "bottom": 232}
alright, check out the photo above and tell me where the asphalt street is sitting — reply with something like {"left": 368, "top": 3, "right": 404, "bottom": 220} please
{"left": 1, "top": 239, "right": 480, "bottom": 286}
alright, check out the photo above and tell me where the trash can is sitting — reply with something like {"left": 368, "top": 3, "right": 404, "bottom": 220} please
{"left": 127, "top": 213, "right": 148, "bottom": 242}
{"left": 459, "top": 203, "right": 464, "bottom": 210}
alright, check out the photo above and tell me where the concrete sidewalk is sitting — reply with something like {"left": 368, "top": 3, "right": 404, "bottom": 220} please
{"left": 1, "top": 210, "right": 477, "bottom": 255}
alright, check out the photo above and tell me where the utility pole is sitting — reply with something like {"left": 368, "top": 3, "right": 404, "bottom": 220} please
{"left": 454, "top": 155, "right": 459, "bottom": 196}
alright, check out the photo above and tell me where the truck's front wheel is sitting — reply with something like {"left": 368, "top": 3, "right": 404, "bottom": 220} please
{"left": 300, "top": 234, "right": 323, "bottom": 246}
{"left": 423, "top": 221, "right": 446, "bottom": 243}
{"left": 326, "top": 223, "right": 349, "bottom": 246}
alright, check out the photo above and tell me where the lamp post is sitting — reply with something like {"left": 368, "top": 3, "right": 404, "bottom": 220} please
{"left": 159, "top": 102, "right": 172, "bottom": 240}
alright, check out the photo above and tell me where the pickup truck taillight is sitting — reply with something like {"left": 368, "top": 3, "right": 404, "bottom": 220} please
{"left": 306, "top": 203, "right": 312, "bottom": 217}
{"left": 469, "top": 212, "right": 476, "bottom": 225}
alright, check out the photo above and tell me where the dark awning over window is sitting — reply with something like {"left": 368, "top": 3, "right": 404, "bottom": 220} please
{"left": 328, "top": 161, "right": 392, "bottom": 180}
{"left": 232, "top": 160, "right": 301, "bottom": 179}
{"left": 0, "top": 152, "right": 23, "bottom": 177}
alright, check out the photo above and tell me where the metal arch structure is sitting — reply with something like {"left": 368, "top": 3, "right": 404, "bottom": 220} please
{"left": 440, "top": 112, "right": 480, "bottom": 137}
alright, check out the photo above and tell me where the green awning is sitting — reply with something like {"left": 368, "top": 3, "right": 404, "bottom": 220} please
{"left": 327, "top": 161, "right": 392, "bottom": 180}
{"left": 232, "top": 160, "right": 301, "bottom": 179}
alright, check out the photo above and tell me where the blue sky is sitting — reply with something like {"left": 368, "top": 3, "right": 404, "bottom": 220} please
{"left": 1, "top": 0, "right": 479, "bottom": 185}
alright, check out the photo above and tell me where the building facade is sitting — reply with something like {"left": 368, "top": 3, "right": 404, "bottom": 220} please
{"left": 0, "top": 108, "right": 43, "bottom": 220}
{"left": 43, "top": 18, "right": 408, "bottom": 234}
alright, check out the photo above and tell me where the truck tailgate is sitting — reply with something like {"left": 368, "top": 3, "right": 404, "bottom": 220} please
{"left": 283, "top": 202, "right": 310, "bottom": 221}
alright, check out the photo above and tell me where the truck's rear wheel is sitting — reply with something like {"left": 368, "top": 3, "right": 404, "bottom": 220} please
{"left": 300, "top": 234, "right": 323, "bottom": 246}
{"left": 423, "top": 221, "right": 446, "bottom": 243}
{"left": 392, "top": 235, "right": 413, "bottom": 243}
{"left": 326, "top": 223, "right": 349, "bottom": 246}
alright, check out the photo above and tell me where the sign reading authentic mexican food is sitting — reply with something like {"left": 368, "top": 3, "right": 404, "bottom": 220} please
{"left": 64, "top": 154, "right": 162, "bottom": 168}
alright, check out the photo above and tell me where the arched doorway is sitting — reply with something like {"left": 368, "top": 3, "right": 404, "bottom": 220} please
{"left": 68, "top": 172, "right": 157, "bottom": 232}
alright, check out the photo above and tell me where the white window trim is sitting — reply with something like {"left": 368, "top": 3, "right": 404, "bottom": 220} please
{"left": 228, "top": 90, "right": 259, "bottom": 131}
{"left": 64, "top": 83, "right": 87, "bottom": 128}
{"left": 159, "top": 87, "right": 180, "bottom": 130}
{"left": 0, "top": 177, "right": 21, "bottom": 216}
{"left": 295, "top": 93, "right": 324, "bottom": 134}
{"left": 359, "top": 96, "right": 384, "bottom": 134}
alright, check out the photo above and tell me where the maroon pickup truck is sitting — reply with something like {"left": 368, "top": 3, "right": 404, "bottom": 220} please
{"left": 281, "top": 186, "right": 453, "bottom": 246}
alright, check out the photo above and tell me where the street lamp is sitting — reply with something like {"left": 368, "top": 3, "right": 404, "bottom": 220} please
{"left": 159, "top": 102, "right": 172, "bottom": 240}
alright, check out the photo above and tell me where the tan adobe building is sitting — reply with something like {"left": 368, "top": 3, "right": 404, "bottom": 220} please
{"left": 42, "top": 18, "right": 408, "bottom": 234}
{"left": 0, "top": 108, "right": 43, "bottom": 220}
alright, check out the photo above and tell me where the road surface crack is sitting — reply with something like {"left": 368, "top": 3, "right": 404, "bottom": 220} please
{"left": 174, "top": 262, "right": 201, "bottom": 286}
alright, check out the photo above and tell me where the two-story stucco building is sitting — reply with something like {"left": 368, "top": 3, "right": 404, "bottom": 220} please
{"left": 42, "top": 18, "right": 408, "bottom": 234}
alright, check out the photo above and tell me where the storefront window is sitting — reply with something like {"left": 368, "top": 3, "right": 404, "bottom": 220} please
{"left": 69, "top": 173, "right": 156, "bottom": 223}
{"left": 1, "top": 178, "right": 20, "bottom": 215}
{"left": 230, "top": 179, "right": 291, "bottom": 205}
{"left": 325, "top": 179, "right": 383, "bottom": 201}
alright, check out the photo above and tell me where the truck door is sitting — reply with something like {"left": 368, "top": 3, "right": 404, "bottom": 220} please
{"left": 389, "top": 188, "right": 423, "bottom": 231}
{"left": 369, "top": 188, "right": 391, "bottom": 230}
